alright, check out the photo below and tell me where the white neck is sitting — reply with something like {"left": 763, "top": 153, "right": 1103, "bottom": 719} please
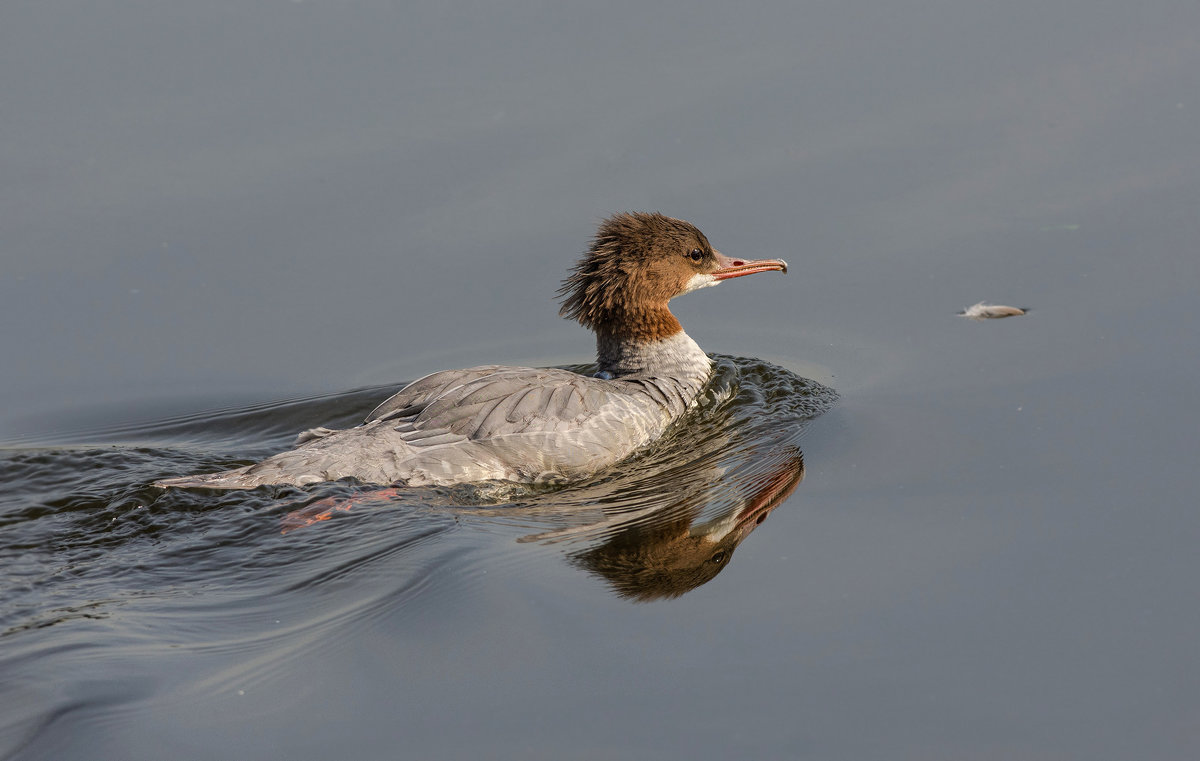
{"left": 596, "top": 331, "right": 712, "bottom": 386}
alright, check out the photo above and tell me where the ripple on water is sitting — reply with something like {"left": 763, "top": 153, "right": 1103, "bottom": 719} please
{"left": 0, "top": 356, "right": 835, "bottom": 751}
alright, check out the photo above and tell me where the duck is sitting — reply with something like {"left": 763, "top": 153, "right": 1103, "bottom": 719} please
{"left": 153, "top": 212, "right": 787, "bottom": 490}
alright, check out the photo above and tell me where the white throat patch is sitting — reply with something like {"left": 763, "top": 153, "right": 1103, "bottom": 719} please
{"left": 680, "top": 273, "right": 720, "bottom": 295}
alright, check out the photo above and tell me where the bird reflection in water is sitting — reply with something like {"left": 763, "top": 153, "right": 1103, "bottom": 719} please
{"left": 280, "top": 450, "right": 804, "bottom": 601}
{"left": 550, "top": 451, "right": 804, "bottom": 601}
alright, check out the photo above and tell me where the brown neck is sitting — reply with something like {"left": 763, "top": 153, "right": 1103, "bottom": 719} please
{"left": 593, "top": 304, "right": 683, "bottom": 343}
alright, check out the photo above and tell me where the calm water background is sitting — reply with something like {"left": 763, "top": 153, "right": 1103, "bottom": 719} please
{"left": 3, "top": 1, "right": 1199, "bottom": 759}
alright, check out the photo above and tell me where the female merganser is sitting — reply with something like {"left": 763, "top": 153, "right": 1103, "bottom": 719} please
{"left": 154, "top": 212, "right": 787, "bottom": 489}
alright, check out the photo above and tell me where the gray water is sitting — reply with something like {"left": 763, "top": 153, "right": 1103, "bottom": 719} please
{"left": 3, "top": 1, "right": 1199, "bottom": 759}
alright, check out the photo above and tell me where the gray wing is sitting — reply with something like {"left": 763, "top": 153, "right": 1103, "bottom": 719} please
{"left": 158, "top": 367, "right": 677, "bottom": 488}
{"left": 365, "top": 365, "right": 508, "bottom": 423}
{"left": 387, "top": 367, "right": 633, "bottom": 443}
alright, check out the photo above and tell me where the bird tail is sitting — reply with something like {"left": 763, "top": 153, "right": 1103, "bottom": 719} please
{"left": 153, "top": 465, "right": 259, "bottom": 490}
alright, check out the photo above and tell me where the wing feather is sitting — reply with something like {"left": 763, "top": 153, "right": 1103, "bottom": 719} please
{"left": 388, "top": 368, "right": 626, "bottom": 444}
{"left": 365, "top": 365, "right": 507, "bottom": 423}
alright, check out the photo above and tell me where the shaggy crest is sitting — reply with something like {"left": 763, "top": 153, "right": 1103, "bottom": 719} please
{"left": 558, "top": 212, "right": 712, "bottom": 334}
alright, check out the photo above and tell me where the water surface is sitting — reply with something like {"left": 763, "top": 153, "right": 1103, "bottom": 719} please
{"left": 3, "top": 1, "right": 1199, "bottom": 759}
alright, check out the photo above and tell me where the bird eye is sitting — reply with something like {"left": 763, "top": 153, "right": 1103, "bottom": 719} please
{"left": 709, "top": 550, "right": 726, "bottom": 564}
{"left": 688, "top": 248, "right": 704, "bottom": 261}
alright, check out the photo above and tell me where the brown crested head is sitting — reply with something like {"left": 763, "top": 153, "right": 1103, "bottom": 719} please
{"left": 558, "top": 212, "right": 788, "bottom": 340}
{"left": 557, "top": 212, "right": 717, "bottom": 338}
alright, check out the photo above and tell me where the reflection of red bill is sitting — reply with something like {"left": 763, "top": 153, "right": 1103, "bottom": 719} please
{"left": 280, "top": 487, "right": 405, "bottom": 534}
{"left": 734, "top": 455, "right": 805, "bottom": 530}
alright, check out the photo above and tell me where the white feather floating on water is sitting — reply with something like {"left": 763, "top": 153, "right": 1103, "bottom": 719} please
{"left": 959, "top": 302, "right": 1028, "bottom": 320}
